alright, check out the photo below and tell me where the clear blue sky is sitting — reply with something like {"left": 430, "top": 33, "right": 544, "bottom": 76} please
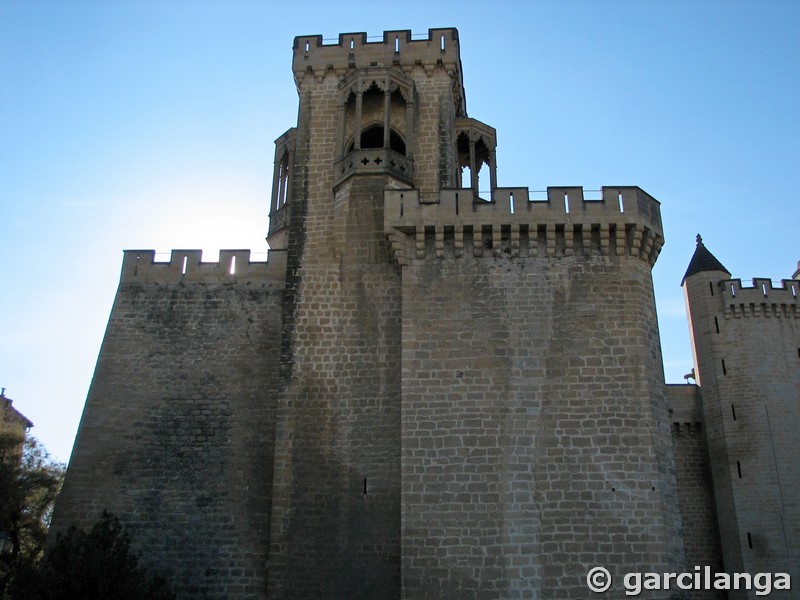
{"left": 1, "top": 1, "right": 798, "bottom": 463}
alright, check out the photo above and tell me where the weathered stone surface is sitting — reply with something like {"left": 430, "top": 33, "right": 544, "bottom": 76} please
{"left": 52, "top": 256, "right": 285, "bottom": 597}
{"left": 683, "top": 247, "right": 800, "bottom": 598}
{"left": 52, "top": 28, "right": 800, "bottom": 600}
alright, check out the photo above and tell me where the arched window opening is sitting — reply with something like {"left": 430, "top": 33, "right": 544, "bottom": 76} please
{"left": 456, "top": 131, "right": 471, "bottom": 189}
{"left": 335, "top": 69, "right": 416, "bottom": 185}
{"left": 457, "top": 131, "right": 490, "bottom": 194}
{"left": 460, "top": 165, "right": 472, "bottom": 189}
{"left": 275, "top": 150, "right": 290, "bottom": 211}
{"left": 347, "top": 125, "right": 406, "bottom": 155}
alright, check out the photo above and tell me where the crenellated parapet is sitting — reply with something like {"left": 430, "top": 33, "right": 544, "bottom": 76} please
{"left": 718, "top": 277, "right": 800, "bottom": 318}
{"left": 293, "top": 29, "right": 464, "bottom": 103}
{"left": 384, "top": 186, "right": 664, "bottom": 266}
{"left": 119, "top": 249, "right": 287, "bottom": 284}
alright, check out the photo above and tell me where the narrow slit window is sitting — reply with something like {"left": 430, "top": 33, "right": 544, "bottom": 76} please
{"left": 618, "top": 192, "right": 624, "bottom": 213}
{"left": 229, "top": 255, "right": 236, "bottom": 275}
{"left": 394, "top": 35, "right": 399, "bottom": 53}
{"left": 509, "top": 191, "right": 515, "bottom": 215}
{"left": 181, "top": 255, "right": 188, "bottom": 275}
{"left": 730, "top": 284, "right": 736, "bottom": 297}
{"left": 363, "top": 478, "right": 367, "bottom": 495}
{"left": 722, "top": 359, "right": 727, "bottom": 375}
{"left": 714, "top": 316, "right": 720, "bottom": 334}
{"left": 762, "top": 283, "right": 768, "bottom": 296}
{"left": 564, "top": 192, "right": 570, "bottom": 214}
{"left": 731, "top": 404, "right": 737, "bottom": 421}
{"left": 350, "top": 38, "right": 354, "bottom": 50}
{"left": 440, "top": 34, "right": 446, "bottom": 51}
{"left": 709, "top": 281, "right": 714, "bottom": 296}
{"left": 737, "top": 461, "right": 742, "bottom": 479}
{"left": 747, "top": 532, "right": 753, "bottom": 549}
{"left": 455, "top": 192, "right": 459, "bottom": 215}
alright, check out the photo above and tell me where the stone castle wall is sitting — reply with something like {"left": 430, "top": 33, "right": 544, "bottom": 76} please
{"left": 266, "top": 46, "right": 409, "bottom": 595}
{"left": 668, "top": 384, "right": 725, "bottom": 600}
{"left": 399, "top": 240, "right": 683, "bottom": 598}
{"left": 267, "top": 32, "right": 469, "bottom": 596}
{"left": 684, "top": 272, "right": 800, "bottom": 598}
{"left": 385, "top": 181, "right": 682, "bottom": 598}
{"left": 50, "top": 26, "right": 773, "bottom": 600}
{"left": 51, "top": 249, "right": 285, "bottom": 598}
{"left": 267, "top": 174, "right": 404, "bottom": 598}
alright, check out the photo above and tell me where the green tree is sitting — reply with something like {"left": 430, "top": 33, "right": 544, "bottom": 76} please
{"left": 0, "top": 430, "right": 64, "bottom": 595}
{"left": 7, "top": 511, "right": 175, "bottom": 600}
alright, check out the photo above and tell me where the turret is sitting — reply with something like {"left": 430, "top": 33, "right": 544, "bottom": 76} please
{"left": 682, "top": 235, "right": 800, "bottom": 595}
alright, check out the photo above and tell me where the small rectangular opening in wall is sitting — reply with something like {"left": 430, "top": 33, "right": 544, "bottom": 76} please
{"left": 761, "top": 283, "right": 768, "bottom": 296}
{"left": 363, "top": 478, "right": 367, "bottom": 495}
{"left": 747, "top": 532, "right": 753, "bottom": 549}
{"left": 564, "top": 192, "right": 570, "bottom": 214}
{"left": 181, "top": 255, "right": 188, "bottom": 275}
{"left": 737, "top": 460, "right": 742, "bottom": 478}
{"left": 618, "top": 192, "right": 624, "bottom": 213}
{"left": 455, "top": 192, "right": 459, "bottom": 215}
{"left": 229, "top": 255, "right": 237, "bottom": 275}
{"left": 731, "top": 404, "right": 737, "bottom": 421}
{"left": 350, "top": 38, "right": 355, "bottom": 50}
{"left": 440, "top": 34, "right": 446, "bottom": 51}
{"left": 709, "top": 281, "right": 714, "bottom": 296}
{"left": 730, "top": 283, "right": 737, "bottom": 297}
{"left": 722, "top": 359, "right": 727, "bottom": 375}
{"left": 304, "top": 41, "right": 310, "bottom": 53}
{"left": 394, "top": 35, "right": 399, "bottom": 53}
{"left": 797, "top": 347, "right": 800, "bottom": 359}
{"left": 509, "top": 191, "right": 515, "bottom": 215}
{"left": 715, "top": 316, "right": 720, "bottom": 333}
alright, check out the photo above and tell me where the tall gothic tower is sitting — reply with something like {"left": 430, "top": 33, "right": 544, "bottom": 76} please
{"left": 266, "top": 29, "right": 684, "bottom": 599}
{"left": 52, "top": 28, "right": 686, "bottom": 600}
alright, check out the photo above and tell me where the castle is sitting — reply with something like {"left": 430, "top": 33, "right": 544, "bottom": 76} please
{"left": 50, "top": 29, "right": 799, "bottom": 599}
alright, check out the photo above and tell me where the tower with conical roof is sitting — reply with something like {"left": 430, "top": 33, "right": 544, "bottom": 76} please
{"left": 682, "top": 235, "right": 800, "bottom": 596}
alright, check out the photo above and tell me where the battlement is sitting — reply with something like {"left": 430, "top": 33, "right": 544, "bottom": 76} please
{"left": 384, "top": 186, "right": 663, "bottom": 265}
{"left": 719, "top": 277, "right": 799, "bottom": 318}
{"left": 119, "top": 249, "right": 287, "bottom": 284}
{"left": 293, "top": 28, "right": 463, "bottom": 83}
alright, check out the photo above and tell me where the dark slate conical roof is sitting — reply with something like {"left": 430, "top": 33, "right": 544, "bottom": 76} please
{"left": 682, "top": 234, "right": 730, "bottom": 283}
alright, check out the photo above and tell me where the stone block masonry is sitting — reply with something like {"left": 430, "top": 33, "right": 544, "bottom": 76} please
{"left": 51, "top": 250, "right": 285, "bottom": 598}
{"left": 52, "top": 26, "right": 791, "bottom": 600}
{"left": 684, "top": 259, "right": 800, "bottom": 599}
{"left": 399, "top": 249, "right": 683, "bottom": 599}
{"left": 668, "top": 384, "right": 725, "bottom": 600}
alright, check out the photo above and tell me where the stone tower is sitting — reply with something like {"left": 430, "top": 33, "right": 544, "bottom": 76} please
{"left": 267, "top": 29, "right": 684, "bottom": 599}
{"left": 52, "top": 28, "right": 688, "bottom": 599}
{"left": 682, "top": 237, "right": 800, "bottom": 599}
